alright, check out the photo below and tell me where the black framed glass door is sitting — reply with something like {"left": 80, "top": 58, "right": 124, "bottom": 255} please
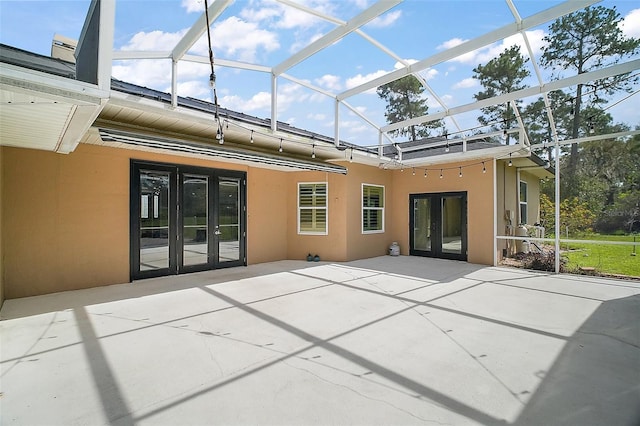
{"left": 131, "top": 161, "right": 246, "bottom": 280}
{"left": 409, "top": 192, "right": 467, "bottom": 261}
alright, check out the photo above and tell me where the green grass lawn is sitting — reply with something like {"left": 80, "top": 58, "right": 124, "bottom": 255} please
{"left": 562, "top": 234, "right": 640, "bottom": 277}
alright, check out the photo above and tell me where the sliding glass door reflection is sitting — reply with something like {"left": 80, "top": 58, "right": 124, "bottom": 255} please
{"left": 139, "top": 171, "right": 170, "bottom": 271}
{"left": 183, "top": 175, "right": 209, "bottom": 266}
{"left": 218, "top": 178, "right": 241, "bottom": 262}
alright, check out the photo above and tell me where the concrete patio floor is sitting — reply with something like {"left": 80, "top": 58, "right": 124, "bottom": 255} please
{"left": 1, "top": 256, "right": 639, "bottom": 426}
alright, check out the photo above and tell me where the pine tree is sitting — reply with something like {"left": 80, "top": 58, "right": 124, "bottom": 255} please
{"left": 540, "top": 5, "right": 640, "bottom": 192}
{"left": 473, "top": 45, "right": 531, "bottom": 145}
{"left": 376, "top": 75, "right": 441, "bottom": 141}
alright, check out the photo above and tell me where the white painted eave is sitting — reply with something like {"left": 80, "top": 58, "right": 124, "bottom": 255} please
{"left": 0, "top": 62, "right": 109, "bottom": 153}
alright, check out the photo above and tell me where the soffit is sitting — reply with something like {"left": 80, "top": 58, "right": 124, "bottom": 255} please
{"left": 0, "top": 60, "right": 107, "bottom": 153}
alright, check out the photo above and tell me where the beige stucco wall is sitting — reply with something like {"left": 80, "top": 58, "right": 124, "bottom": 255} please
{"left": 342, "top": 162, "right": 395, "bottom": 260}
{"left": 388, "top": 159, "right": 495, "bottom": 265}
{"left": 1, "top": 142, "right": 294, "bottom": 298}
{"left": 247, "top": 167, "right": 289, "bottom": 264}
{"left": 0, "top": 146, "right": 4, "bottom": 307}
{"left": 284, "top": 163, "right": 396, "bottom": 262}
{"left": 496, "top": 160, "right": 543, "bottom": 259}
{"left": 2, "top": 141, "right": 508, "bottom": 299}
{"left": 286, "top": 171, "right": 348, "bottom": 261}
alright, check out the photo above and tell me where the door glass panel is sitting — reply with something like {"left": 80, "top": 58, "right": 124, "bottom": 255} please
{"left": 139, "top": 171, "right": 170, "bottom": 271}
{"left": 183, "top": 175, "right": 208, "bottom": 266}
{"left": 413, "top": 198, "right": 432, "bottom": 251}
{"left": 442, "top": 196, "right": 463, "bottom": 254}
{"left": 218, "top": 178, "right": 240, "bottom": 262}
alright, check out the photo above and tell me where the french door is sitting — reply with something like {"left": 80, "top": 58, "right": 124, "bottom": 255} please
{"left": 130, "top": 161, "right": 246, "bottom": 280}
{"left": 409, "top": 192, "right": 467, "bottom": 261}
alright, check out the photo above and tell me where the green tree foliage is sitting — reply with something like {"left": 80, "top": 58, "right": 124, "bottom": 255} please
{"left": 473, "top": 45, "right": 530, "bottom": 145}
{"left": 376, "top": 75, "right": 442, "bottom": 141}
{"left": 540, "top": 5, "right": 640, "bottom": 192}
{"left": 591, "top": 132, "right": 640, "bottom": 233}
{"left": 540, "top": 131, "right": 639, "bottom": 235}
{"left": 540, "top": 194, "right": 596, "bottom": 236}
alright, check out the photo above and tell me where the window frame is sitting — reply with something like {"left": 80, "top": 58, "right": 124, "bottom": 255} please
{"left": 519, "top": 180, "right": 528, "bottom": 225}
{"left": 297, "top": 182, "right": 328, "bottom": 235}
{"left": 362, "top": 183, "right": 385, "bottom": 234}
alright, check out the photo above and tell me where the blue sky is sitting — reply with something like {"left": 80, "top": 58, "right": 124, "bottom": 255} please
{"left": 1, "top": 0, "right": 639, "bottom": 146}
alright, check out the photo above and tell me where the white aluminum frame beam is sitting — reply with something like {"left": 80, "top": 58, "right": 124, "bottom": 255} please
{"left": 381, "top": 58, "right": 640, "bottom": 133}
{"left": 272, "top": 0, "right": 401, "bottom": 76}
{"left": 183, "top": 55, "right": 272, "bottom": 73}
{"left": 338, "top": 0, "right": 599, "bottom": 101}
{"left": 171, "top": 0, "right": 234, "bottom": 62}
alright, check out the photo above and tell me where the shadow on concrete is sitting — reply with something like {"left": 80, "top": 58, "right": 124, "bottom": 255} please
{"left": 134, "top": 285, "right": 509, "bottom": 425}
{"left": 0, "top": 261, "right": 327, "bottom": 320}
{"left": 513, "top": 294, "right": 640, "bottom": 426}
{"left": 2, "top": 258, "right": 639, "bottom": 425}
{"left": 74, "top": 306, "right": 135, "bottom": 426}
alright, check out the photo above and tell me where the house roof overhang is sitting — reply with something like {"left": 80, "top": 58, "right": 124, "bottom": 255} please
{"left": 92, "top": 127, "right": 347, "bottom": 174}
{"left": 0, "top": 59, "right": 108, "bottom": 153}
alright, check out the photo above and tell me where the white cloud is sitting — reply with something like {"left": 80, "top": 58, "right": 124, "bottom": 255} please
{"left": 420, "top": 68, "right": 438, "bottom": 81}
{"left": 393, "top": 59, "right": 418, "bottom": 69}
{"left": 220, "top": 91, "right": 271, "bottom": 112}
{"left": 120, "top": 30, "right": 187, "bottom": 51}
{"left": 341, "top": 120, "right": 370, "bottom": 134}
{"left": 367, "top": 10, "right": 402, "bottom": 28}
{"left": 392, "top": 60, "right": 437, "bottom": 81}
{"left": 437, "top": 38, "right": 467, "bottom": 50}
{"left": 621, "top": 8, "right": 640, "bottom": 38}
{"left": 348, "top": 0, "right": 370, "bottom": 9}
{"left": 437, "top": 30, "right": 546, "bottom": 66}
{"left": 181, "top": 0, "right": 201, "bottom": 14}
{"left": 289, "top": 32, "right": 323, "bottom": 54}
{"left": 205, "top": 16, "right": 280, "bottom": 62}
{"left": 315, "top": 74, "right": 342, "bottom": 91}
{"left": 175, "top": 80, "right": 210, "bottom": 98}
{"left": 307, "top": 113, "right": 327, "bottom": 120}
{"left": 351, "top": 106, "right": 368, "bottom": 115}
{"left": 178, "top": 61, "right": 210, "bottom": 80}
{"left": 345, "top": 69, "right": 389, "bottom": 90}
{"left": 112, "top": 59, "right": 172, "bottom": 87}
{"left": 117, "top": 17, "right": 279, "bottom": 66}
{"left": 241, "top": 0, "right": 333, "bottom": 30}
{"left": 453, "top": 77, "right": 478, "bottom": 90}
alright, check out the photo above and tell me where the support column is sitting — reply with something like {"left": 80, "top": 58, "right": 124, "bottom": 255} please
{"left": 270, "top": 74, "right": 277, "bottom": 132}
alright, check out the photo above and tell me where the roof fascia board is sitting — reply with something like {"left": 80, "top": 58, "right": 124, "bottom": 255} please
{"left": 108, "top": 90, "right": 222, "bottom": 124}
{"left": 106, "top": 90, "right": 337, "bottom": 147}
{"left": 171, "top": 0, "right": 234, "bottom": 62}
{"left": 98, "top": 128, "right": 347, "bottom": 174}
{"left": 398, "top": 145, "right": 530, "bottom": 168}
{"left": 381, "top": 58, "right": 640, "bottom": 133}
{"left": 272, "top": 0, "right": 402, "bottom": 76}
{"left": 56, "top": 101, "right": 107, "bottom": 153}
{"left": 338, "top": 0, "right": 599, "bottom": 101}
{"left": 0, "top": 62, "right": 108, "bottom": 104}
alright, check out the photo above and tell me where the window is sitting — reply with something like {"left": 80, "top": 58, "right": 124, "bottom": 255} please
{"left": 298, "top": 183, "right": 327, "bottom": 234}
{"left": 362, "top": 184, "right": 384, "bottom": 233}
{"left": 519, "top": 180, "right": 528, "bottom": 225}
